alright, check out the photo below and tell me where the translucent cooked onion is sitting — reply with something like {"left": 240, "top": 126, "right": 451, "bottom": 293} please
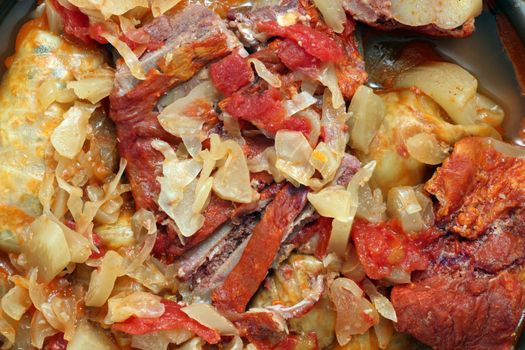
{"left": 387, "top": 186, "right": 434, "bottom": 233}
{"left": 126, "top": 258, "right": 174, "bottom": 293}
{"left": 361, "top": 279, "right": 397, "bottom": 322}
{"left": 124, "top": 209, "right": 158, "bottom": 273}
{"left": 301, "top": 109, "right": 321, "bottom": 146}
{"left": 212, "top": 139, "right": 256, "bottom": 204}
{"left": 313, "top": 0, "right": 345, "bottom": 33}
{"left": 51, "top": 103, "right": 96, "bottom": 159}
{"left": 485, "top": 137, "right": 525, "bottom": 159}
{"left": 330, "top": 278, "right": 379, "bottom": 346}
{"left": 282, "top": 92, "right": 317, "bottom": 117}
{"left": 37, "top": 79, "right": 75, "bottom": 109}
{"left": 181, "top": 304, "right": 238, "bottom": 335}
{"left": 348, "top": 85, "right": 385, "bottom": 154}
{"left": 226, "top": 336, "right": 244, "bottom": 350}
{"left": 172, "top": 180, "right": 206, "bottom": 237}
{"left": 309, "top": 142, "right": 340, "bottom": 188}
{"left": 85, "top": 250, "right": 124, "bottom": 307}
{"left": 179, "top": 337, "right": 205, "bottom": 350}
{"left": 26, "top": 216, "right": 71, "bottom": 283}
{"left": 68, "top": 77, "right": 114, "bottom": 104}
{"left": 356, "top": 184, "right": 386, "bottom": 223}
{"left": 313, "top": 161, "right": 376, "bottom": 257}
{"left": 132, "top": 330, "right": 193, "bottom": 350}
{"left": 30, "top": 311, "right": 57, "bottom": 349}
{"left": 59, "top": 221, "right": 92, "bottom": 263}
{"left": 406, "top": 132, "right": 449, "bottom": 165}
{"left": 321, "top": 89, "right": 347, "bottom": 156}
{"left": 67, "top": 320, "right": 119, "bottom": 350}
{"left": 105, "top": 292, "right": 165, "bottom": 323}
{"left": 45, "top": 0, "right": 63, "bottom": 34}
{"left": 247, "top": 147, "right": 285, "bottom": 182}
{"left": 101, "top": 33, "right": 146, "bottom": 80}
{"left": 151, "top": 0, "right": 183, "bottom": 17}
{"left": 317, "top": 63, "right": 345, "bottom": 109}
{"left": 393, "top": 62, "right": 478, "bottom": 125}
{"left": 308, "top": 186, "right": 352, "bottom": 223}
{"left": 152, "top": 139, "right": 204, "bottom": 236}
{"left": 341, "top": 244, "right": 366, "bottom": 282}
{"left": 158, "top": 81, "right": 219, "bottom": 157}
{"left": 390, "top": 0, "right": 482, "bottom": 30}
{"left": 475, "top": 93, "right": 504, "bottom": 126}
{"left": 248, "top": 58, "right": 281, "bottom": 88}
{"left": 384, "top": 268, "right": 411, "bottom": 285}
{"left": 1, "top": 285, "right": 31, "bottom": 321}
{"left": 0, "top": 314, "right": 15, "bottom": 350}
{"left": 374, "top": 317, "right": 394, "bottom": 350}
{"left": 275, "top": 130, "right": 315, "bottom": 186}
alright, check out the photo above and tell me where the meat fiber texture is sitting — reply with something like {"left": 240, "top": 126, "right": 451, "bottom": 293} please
{"left": 109, "top": 5, "right": 244, "bottom": 259}
{"left": 391, "top": 137, "right": 525, "bottom": 350}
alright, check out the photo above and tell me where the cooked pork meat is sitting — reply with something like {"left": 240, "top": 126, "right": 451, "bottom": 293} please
{"left": 343, "top": 0, "right": 480, "bottom": 38}
{"left": 392, "top": 272, "right": 524, "bottom": 350}
{"left": 227, "top": 0, "right": 302, "bottom": 48}
{"left": 425, "top": 137, "right": 525, "bottom": 240}
{"left": 213, "top": 184, "right": 309, "bottom": 313}
{"left": 109, "top": 5, "right": 248, "bottom": 260}
{"left": 391, "top": 137, "right": 525, "bottom": 350}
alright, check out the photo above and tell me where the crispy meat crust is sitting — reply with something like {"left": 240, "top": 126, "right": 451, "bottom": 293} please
{"left": 425, "top": 137, "right": 525, "bottom": 239}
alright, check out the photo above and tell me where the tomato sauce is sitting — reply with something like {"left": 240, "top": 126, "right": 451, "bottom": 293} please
{"left": 351, "top": 219, "right": 430, "bottom": 280}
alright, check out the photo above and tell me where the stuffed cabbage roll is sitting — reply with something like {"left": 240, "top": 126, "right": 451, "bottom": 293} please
{"left": 0, "top": 23, "right": 106, "bottom": 251}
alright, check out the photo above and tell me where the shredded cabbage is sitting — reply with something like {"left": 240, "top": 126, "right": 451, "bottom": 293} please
{"left": 85, "top": 250, "right": 124, "bottom": 307}
{"left": 317, "top": 63, "right": 345, "bottom": 109}
{"left": 1, "top": 285, "right": 31, "bottom": 321}
{"left": 361, "top": 279, "right": 397, "bottom": 322}
{"left": 68, "top": 0, "right": 148, "bottom": 18}
{"left": 51, "top": 103, "right": 96, "bottom": 159}
{"left": 313, "top": 0, "right": 346, "bottom": 33}
{"left": 105, "top": 292, "right": 165, "bottom": 323}
{"left": 151, "top": 0, "right": 183, "bottom": 17}
{"left": 282, "top": 91, "right": 317, "bottom": 117}
{"left": 181, "top": 304, "right": 238, "bottom": 335}
{"left": 308, "top": 161, "right": 376, "bottom": 256}
{"left": 101, "top": 33, "right": 146, "bottom": 80}
{"left": 132, "top": 330, "right": 193, "bottom": 350}
{"left": 275, "top": 130, "right": 315, "bottom": 186}
{"left": 152, "top": 140, "right": 203, "bottom": 237}
{"left": 67, "top": 320, "right": 119, "bottom": 350}
{"left": 26, "top": 216, "right": 72, "bottom": 283}
{"left": 158, "top": 81, "right": 219, "bottom": 158}
{"left": 248, "top": 58, "right": 281, "bottom": 88}
{"left": 211, "top": 139, "right": 256, "bottom": 204}
{"left": 330, "top": 278, "right": 379, "bottom": 346}
{"left": 348, "top": 85, "right": 385, "bottom": 154}
{"left": 68, "top": 76, "right": 114, "bottom": 104}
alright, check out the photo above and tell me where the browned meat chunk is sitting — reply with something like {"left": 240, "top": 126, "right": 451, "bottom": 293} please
{"left": 391, "top": 137, "right": 525, "bottom": 350}
{"left": 392, "top": 272, "right": 525, "bottom": 350}
{"left": 425, "top": 137, "right": 525, "bottom": 240}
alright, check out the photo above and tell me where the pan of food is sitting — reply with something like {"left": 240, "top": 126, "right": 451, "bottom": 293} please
{"left": 0, "top": 0, "right": 524, "bottom": 349}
